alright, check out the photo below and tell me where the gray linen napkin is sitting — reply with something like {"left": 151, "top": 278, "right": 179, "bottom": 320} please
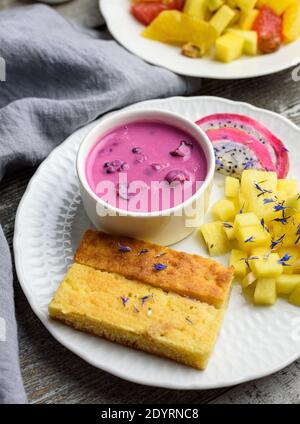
{"left": 0, "top": 4, "right": 201, "bottom": 404}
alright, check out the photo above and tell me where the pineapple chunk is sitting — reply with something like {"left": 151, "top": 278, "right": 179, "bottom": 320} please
{"left": 277, "top": 179, "right": 298, "bottom": 196}
{"left": 207, "top": 0, "right": 224, "bottom": 12}
{"left": 241, "top": 170, "right": 277, "bottom": 221}
{"left": 210, "top": 5, "right": 236, "bottom": 35}
{"left": 223, "top": 221, "right": 235, "bottom": 240}
{"left": 239, "top": 8, "right": 259, "bottom": 30}
{"left": 250, "top": 253, "right": 283, "bottom": 278}
{"left": 225, "top": 176, "right": 240, "bottom": 198}
{"left": 265, "top": 0, "right": 295, "bottom": 16}
{"left": 238, "top": 191, "right": 248, "bottom": 212}
{"left": 227, "top": 29, "right": 258, "bottom": 55}
{"left": 254, "top": 279, "right": 277, "bottom": 305}
{"left": 236, "top": 0, "right": 257, "bottom": 12}
{"left": 230, "top": 249, "right": 248, "bottom": 277}
{"left": 289, "top": 283, "right": 300, "bottom": 307}
{"left": 251, "top": 246, "right": 270, "bottom": 256}
{"left": 272, "top": 213, "right": 300, "bottom": 248}
{"left": 211, "top": 198, "right": 237, "bottom": 221}
{"left": 200, "top": 221, "right": 230, "bottom": 256}
{"left": 283, "top": 0, "right": 300, "bottom": 42}
{"left": 233, "top": 212, "right": 261, "bottom": 233}
{"left": 236, "top": 225, "right": 271, "bottom": 252}
{"left": 276, "top": 274, "right": 300, "bottom": 295}
{"left": 278, "top": 247, "right": 300, "bottom": 273}
{"left": 215, "top": 33, "right": 244, "bottom": 62}
{"left": 183, "top": 0, "right": 208, "bottom": 20}
{"left": 242, "top": 272, "right": 257, "bottom": 288}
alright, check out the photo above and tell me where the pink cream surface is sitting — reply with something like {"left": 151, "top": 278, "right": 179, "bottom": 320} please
{"left": 85, "top": 121, "right": 207, "bottom": 213}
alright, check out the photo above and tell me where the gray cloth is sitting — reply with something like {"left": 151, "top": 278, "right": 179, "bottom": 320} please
{"left": 0, "top": 5, "right": 200, "bottom": 404}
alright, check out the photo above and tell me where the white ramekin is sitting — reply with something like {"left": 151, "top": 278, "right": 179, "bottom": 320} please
{"left": 77, "top": 109, "right": 215, "bottom": 246}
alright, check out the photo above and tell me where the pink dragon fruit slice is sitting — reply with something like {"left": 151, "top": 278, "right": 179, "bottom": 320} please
{"left": 196, "top": 114, "right": 289, "bottom": 178}
{"left": 205, "top": 128, "right": 276, "bottom": 177}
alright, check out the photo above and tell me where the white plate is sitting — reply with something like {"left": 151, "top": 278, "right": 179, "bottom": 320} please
{"left": 100, "top": 0, "right": 300, "bottom": 79}
{"left": 14, "top": 96, "right": 300, "bottom": 390}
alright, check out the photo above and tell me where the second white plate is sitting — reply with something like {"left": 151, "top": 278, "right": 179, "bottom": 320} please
{"left": 100, "top": 0, "right": 300, "bottom": 79}
{"left": 14, "top": 96, "right": 300, "bottom": 389}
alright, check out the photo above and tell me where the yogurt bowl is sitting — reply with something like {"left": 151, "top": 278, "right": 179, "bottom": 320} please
{"left": 77, "top": 109, "right": 215, "bottom": 245}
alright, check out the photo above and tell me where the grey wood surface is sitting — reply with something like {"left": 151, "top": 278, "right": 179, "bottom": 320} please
{"left": 0, "top": 0, "right": 300, "bottom": 405}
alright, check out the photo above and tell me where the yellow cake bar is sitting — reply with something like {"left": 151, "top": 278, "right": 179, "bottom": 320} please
{"left": 49, "top": 263, "right": 225, "bottom": 370}
{"left": 75, "top": 230, "right": 234, "bottom": 309}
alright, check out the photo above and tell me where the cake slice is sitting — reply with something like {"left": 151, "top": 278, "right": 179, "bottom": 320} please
{"left": 75, "top": 230, "right": 233, "bottom": 309}
{"left": 49, "top": 263, "right": 225, "bottom": 370}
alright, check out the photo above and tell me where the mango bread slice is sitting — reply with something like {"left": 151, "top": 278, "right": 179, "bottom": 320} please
{"left": 49, "top": 263, "right": 225, "bottom": 370}
{"left": 74, "top": 230, "right": 233, "bottom": 309}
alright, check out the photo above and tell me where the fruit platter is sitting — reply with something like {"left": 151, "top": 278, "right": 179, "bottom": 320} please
{"left": 131, "top": 0, "right": 300, "bottom": 62}
{"left": 100, "top": 0, "right": 300, "bottom": 78}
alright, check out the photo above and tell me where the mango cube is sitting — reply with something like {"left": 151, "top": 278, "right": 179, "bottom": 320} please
{"left": 276, "top": 275, "right": 300, "bottom": 295}
{"left": 200, "top": 221, "right": 230, "bottom": 256}
{"left": 230, "top": 249, "right": 248, "bottom": 277}
{"left": 283, "top": 0, "right": 300, "bottom": 42}
{"left": 254, "top": 279, "right": 277, "bottom": 306}
{"left": 225, "top": 176, "right": 240, "bottom": 198}
{"left": 207, "top": 0, "right": 224, "bottom": 12}
{"left": 265, "top": 0, "right": 295, "bottom": 16}
{"left": 251, "top": 246, "right": 271, "bottom": 256}
{"left": 212, "top": 198, "right": 237, "bottom": 221}
{"left": 289, "top": 283, "right": 300, "bottom": 307}
{"left": 210, "top": 5, "right": 236, "bottom": 35}
{"left": 183, "top": 0, "right": 208, "bottom": 20}
{"left": 215, "top": 33, "right": 244, "bottom": 62}
{"left": 227, "top": 29, "right": 258, "bottom": 55}
{"left": 236, "top": 0, "right": 257, "bottom": 12}
{"left": 239, "top": 8, "right": 259, "bottom": 29}
{"left": 250, "top": 253, "right": 283, "bottom": 278}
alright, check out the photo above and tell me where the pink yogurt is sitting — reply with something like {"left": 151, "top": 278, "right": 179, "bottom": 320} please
{"left": 85, "top": 121, "right": 207, "bottom": 213}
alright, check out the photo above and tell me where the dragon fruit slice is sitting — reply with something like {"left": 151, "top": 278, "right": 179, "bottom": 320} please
{"left": 205, "top": 128, "right": 276, "bottom": 177}
{"left": 196, "top": 114, "right": 289, "bottom": 178}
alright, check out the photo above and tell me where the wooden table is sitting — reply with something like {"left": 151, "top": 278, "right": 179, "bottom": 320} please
{"left": 1, "top": 0, "right": 300, "bottom": 405}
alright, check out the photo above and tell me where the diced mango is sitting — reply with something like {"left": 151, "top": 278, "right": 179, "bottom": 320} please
{"left": 215, "top": 32, "right": 244, "bottom": 62}
{"left": 278, "top": 247, "right": 300, "bottom": 274}
{"left": 210, "top": 5, "right": 236, "bottom": 35}
{"left": 250, "top": 253, "right": 283, "bottom": 278}
{"left": 227, "top": 0, "right": 237, "bottom": 7}
{"left": 254, "top": 278, "right": 277, "bottom": 305}
{"left": 212, "top": 198, "right": 237, "bottom": 221}
{"left": 225, "top": 176, "right": 240, "bottom": 198}
{"left": 283, "top": 0, "right": 300, "bottom": 42}
{"left": 200, "top": 221, "right": 230, "bottom": 256}
{"left": 239, "top": 8, "right": 259, "bottom": 30}
{"left": 183, "top": 0, "right": 208, "bottom": 20}
{"left": 242, "top": 272, "right": 257, "bottom": 288}
{"left": 236, "top": 225, "right": 271, "bottom": 252}
{"left": 227, "top": 29, "right": 258, "bottom": 55}
{"left": 230, "top": 8, "right": 241, "bottom": 24}
{"left": 230, "top": 249, "right": 248, "bottom": 277}
{"left": 289, "top": 283, "right": 300, "bottom": 307}
{"left": 272, "top": 214, "right": 300, "bottom": 248}
{"left": 238, "top": 191, "right": 248, "bottom": 212}
{"left": 223, "top": 221, "right": 235, "bottom": 240}
{"left": 265, "top": 0, "right": 295, "bottom": 16}
{"left": 207, "top": 0, "right": 224, "bottom": 12}
{"left": 236, "top": 0, "right": 257, "bottom": 12}
{"left": 276, "top": 274, "right": 300, "bottom": 295}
